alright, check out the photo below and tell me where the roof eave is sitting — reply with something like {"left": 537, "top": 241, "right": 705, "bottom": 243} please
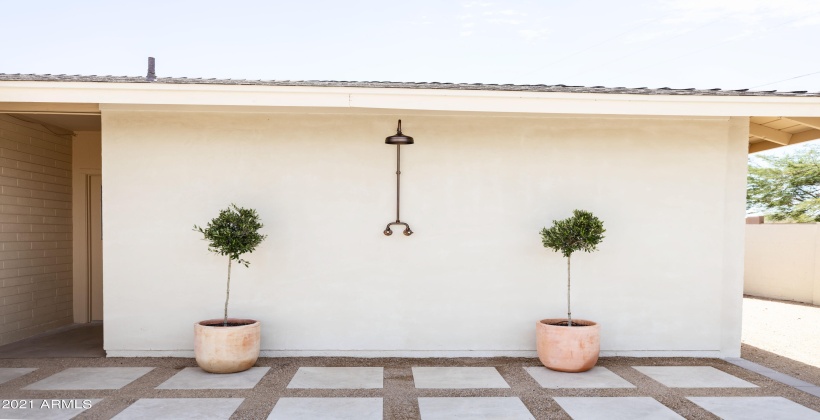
{"left": 1, "top": 79, "right": 819, "bottom": 118}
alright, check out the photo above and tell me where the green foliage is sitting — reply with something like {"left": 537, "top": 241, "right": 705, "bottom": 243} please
{"left": 194, "top": 204, "right": 267, "bottom": 267}
{"left": 540, "top": 210, "right": 606, "bottom": 258}
{"left": 747, "top": 146, "right": 820, "bottom": 223}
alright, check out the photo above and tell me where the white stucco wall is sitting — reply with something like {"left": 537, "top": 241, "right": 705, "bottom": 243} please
{"left": 101, "top": 110, "right": 748, "bottom": 357}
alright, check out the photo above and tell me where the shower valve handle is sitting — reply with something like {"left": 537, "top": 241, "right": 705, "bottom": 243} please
{"left": 384, "top": 221, "right": 413, "bottom": 236}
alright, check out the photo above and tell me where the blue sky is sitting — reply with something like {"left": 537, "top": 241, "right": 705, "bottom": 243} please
{"left": 2, "top": 0, "right": 819, "bottom": 92}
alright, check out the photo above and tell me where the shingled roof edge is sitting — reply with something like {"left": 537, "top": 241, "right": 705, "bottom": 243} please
{"left": 0, "top": 73, "right": 818, "bottom": 97}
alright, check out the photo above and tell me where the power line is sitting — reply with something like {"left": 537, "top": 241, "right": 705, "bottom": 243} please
{"left": 750, "top": 69, "right": 820, "bottom": 89}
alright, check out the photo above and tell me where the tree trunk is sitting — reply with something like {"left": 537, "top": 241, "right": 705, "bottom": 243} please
{"left": 567, "top": 255, "right": 572, "bottom": 327}
{"left": 224, "top": 258, "right": 232, "bottom": 326}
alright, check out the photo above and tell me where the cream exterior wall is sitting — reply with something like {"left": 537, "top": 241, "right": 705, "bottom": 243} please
{"left": 0, "top": 114, "right": 73, "bottom": 345}
{"left": 102, "top": 110, "right": 748, "bottom": 357}
{"left": 71, "top": 131, "right": 102, "bottom": 322}
{"left": 745, "top": 224, "right": 820, "bottom": 305}
{"left": 720, "top": 117, "right": 749, "bottom": 355}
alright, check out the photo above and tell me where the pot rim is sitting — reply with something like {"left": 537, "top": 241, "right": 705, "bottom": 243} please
{"left": 538, "top": 318, "right": 598, "bottom": 327}
{"left": 196, "top": 318, "right": 260, "bottom": 328}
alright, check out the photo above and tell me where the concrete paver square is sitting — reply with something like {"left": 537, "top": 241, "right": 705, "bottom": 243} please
{"left": 413, "top": 367, "right": 510, "bottom": 389}
{"left": 267, "top": 397, "right": 382, "bottom": 420}
{"left": 418, "top": 397, "right": 534, "bottom": 420}
{"left": 524, "top": 366, "right": 635, "bottom": 388}
{"left": 0, "top": 367, "right": 36, "bottom": 384}
{"left": 724, "top": 358, "right": 816, "bottom": 387}
{"left": 554, "top": 397, "right": 684, "bottom": 420}
{"left": 23, "top": 367, "right": 154, "bottom": 390}
{"left": 633, "top": 366, "right": 757, "bottom": 388}
{"left": 287, "top": 367, "right": 383, "bottom": 389}
{"left": 156, "top": 367, "right": 269, "bottom": 389}
{"left": 112, "top": 398, "right": 243, "bottom": 420}
{"left": 0, "top": 399, "right": 101, "bottom": 420}
{"left": 798, "top": 386, "right": 820, "bottom": 398}
{"left": 688, "top": 397, "right": 820, "bottom": 420}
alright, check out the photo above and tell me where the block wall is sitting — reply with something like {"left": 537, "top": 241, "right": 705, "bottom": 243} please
{"left": 745, "top": 224, "right": 820, "bottom": 305}
{"left": 0, "top": 114, "right": 72, "bottom": 345}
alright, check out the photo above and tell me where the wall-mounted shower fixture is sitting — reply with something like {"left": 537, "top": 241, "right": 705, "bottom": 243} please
{"left": 383, "top": 120, "right": 414, "bottom": 236}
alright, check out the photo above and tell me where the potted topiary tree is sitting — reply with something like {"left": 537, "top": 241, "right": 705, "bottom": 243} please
{"left": 537, "top": 209, "right": 605, "bottom": 372}
{"left": 193, "top": 204, "right": 267, "bottom": 374}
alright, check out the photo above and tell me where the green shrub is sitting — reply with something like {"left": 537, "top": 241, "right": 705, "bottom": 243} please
{"left": 195, "top": 204, "right": 266, "bottom": 326}
{"left": 540, "top": 210, "right": 605, "bottom": 326}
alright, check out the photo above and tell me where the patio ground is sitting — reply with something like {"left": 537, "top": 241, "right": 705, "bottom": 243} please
{"left": 741, "top": 295, "right": 820, "bottom": 386}
{"left": 0, "top": 355, "right": 819, "bottom": 419}
{"left": 0, "top": 298, "right": 818, "bottom": 419}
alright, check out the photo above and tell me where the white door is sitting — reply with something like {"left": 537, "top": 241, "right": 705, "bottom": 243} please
{"left": 89, "top": 175, "right": 103, "bottom": 321}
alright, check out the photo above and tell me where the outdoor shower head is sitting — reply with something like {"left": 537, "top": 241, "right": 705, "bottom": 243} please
{"left": 385, "top": 120, "right": 414, "bottom": 145}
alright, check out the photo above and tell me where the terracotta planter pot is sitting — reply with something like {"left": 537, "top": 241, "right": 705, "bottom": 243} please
{"left": 194, "top": 318, "right": 260, "bottom": 374}
{"left": 536, "top": 318, "right": 599, "bottom": 373}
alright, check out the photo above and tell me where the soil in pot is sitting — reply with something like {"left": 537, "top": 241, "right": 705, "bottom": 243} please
{"left": 200, "top": 321, "right": 255, "bottom": 327}
{"left": 544, "top": 320, "right": 595, "bottom": 327}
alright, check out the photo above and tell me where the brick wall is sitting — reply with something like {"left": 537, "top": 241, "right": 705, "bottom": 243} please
{"left": 0, "top": 114, "right": 73, "bottom": 345}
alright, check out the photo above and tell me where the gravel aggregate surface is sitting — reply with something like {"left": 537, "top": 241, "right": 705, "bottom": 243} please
{"left": 0, "top": 296, "right": 817, "bottom": 419}
{"left": 1, "top": 356, "right": 819, "bottom": 419}
{"left": 742, "top": 296, "right": 820, "bottom": 369}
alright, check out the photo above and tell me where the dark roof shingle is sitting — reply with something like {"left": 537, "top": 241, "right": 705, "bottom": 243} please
{"left": 1, "top": 73, "right": 818, "bottom": 97}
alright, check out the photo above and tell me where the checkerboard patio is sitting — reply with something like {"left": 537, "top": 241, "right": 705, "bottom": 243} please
{"left": 0, "top": 357, "right": 818, "bottom": 419}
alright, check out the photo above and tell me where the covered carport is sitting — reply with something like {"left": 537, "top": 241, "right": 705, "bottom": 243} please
{"left": 749, "top": 117, "right": 820, "bottom": 153}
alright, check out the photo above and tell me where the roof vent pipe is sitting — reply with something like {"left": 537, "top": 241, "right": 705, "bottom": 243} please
{"left": 146, "top": 57, "right": 156, "bottom": 82}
